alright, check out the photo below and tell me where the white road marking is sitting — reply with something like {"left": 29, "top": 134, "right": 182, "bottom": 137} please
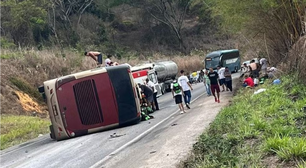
{"left": 90, "top": 92, "right": 205, "bottom": 168}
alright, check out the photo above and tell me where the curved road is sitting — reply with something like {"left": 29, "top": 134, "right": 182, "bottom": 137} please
{"left": 1, "top": 81, "right": 210, "bottom": 168}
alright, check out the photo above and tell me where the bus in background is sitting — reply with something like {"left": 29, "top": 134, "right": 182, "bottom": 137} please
{"left": 204, "top": 49, "right": 241, "bottom": 72}
{"left": 38, "top": 65, "right": 141, "bottom": 140}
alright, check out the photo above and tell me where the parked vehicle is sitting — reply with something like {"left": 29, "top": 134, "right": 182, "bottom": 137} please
{"left": 131, "top": 61, "right": 178, "bottom": 95}
{"left": 131, "top": 63, "right": 162, "bottom": 97}
{"left": 38, "top": 65, "right": 141, "bottom": 140}
{"left": 204, "top": 49, "right": 241, "bottom": 73}
{"left": 154, "top": 61, "right": 178, "bottom": 92}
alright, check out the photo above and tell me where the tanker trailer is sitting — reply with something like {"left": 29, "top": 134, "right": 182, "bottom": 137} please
{"left": 153, "top": 61, "right": 178, "bottom": 92}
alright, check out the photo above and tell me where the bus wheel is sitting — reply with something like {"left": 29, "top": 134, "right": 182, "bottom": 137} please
{"left": 49, "top": 125, "right": 55, "bottom": 140}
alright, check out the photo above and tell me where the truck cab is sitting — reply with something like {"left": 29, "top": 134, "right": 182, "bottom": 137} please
{"left": 131, "top": 64, "right": 163, "bottom": 97}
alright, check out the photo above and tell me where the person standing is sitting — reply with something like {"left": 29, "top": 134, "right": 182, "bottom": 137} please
{"left": 217, "top": 66, "right": 226, "bottom": 92}
{"left": 208, "top": 68, "right": 220, "bottom": 103}
{"left": 249, "top": 60, "right": 259, "bottom": 78}
{"left": 178, "top": 70, "right": 193, "bottom": 109}
{"left": 259, "top": 57, "right": 268, "bottom": 75}
{"left": 203, "top": 70, "right": 211, "bottom": 96}
{"left": 198, "top": 70, "right": 204, "bottom": 83}
{"left": 224, "top": 67, "right": 233, "bottom": 92}
{"left": 105, "top": 54, "right": 112, "bottom": 67}
{"left": 171, "top": 80, "right": 186, "bottom": 114}
{"left": 146, "top": 78, "right": 159, "bottom": 111}
{"left": 84, "top": 51, "right": 102, "bottom": 66}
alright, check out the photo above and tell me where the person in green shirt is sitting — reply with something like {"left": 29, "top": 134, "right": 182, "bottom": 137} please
{"left": 203, "top": 70, "right": 211, "bottom": 96}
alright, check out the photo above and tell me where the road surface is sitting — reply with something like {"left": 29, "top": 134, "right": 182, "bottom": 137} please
{"left": 1, "top": 73, "right": 240, "bottom": 168}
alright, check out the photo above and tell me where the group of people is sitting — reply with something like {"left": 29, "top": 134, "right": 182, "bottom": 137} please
{"left": 171, "top": 70, "right": 193, "bottom": 114}
{"left": 83, "top": 51, "right": 275, "bottom": 115}
{"left": 202, "top": 66, "right": 233, "bottom": 103}
{"left": 84, "top": 51, "right": 118, "bottom": 67}
{"left": 170, "top": 67, "right": 233, "bottom": 114}
{"left": 138, "top": 78, "right": 160, "bottom": 112}
{"left": 241, "top": 57, "right": 273, "bottom": 88}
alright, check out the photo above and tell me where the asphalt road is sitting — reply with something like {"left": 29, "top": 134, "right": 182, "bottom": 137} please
{"left": 1, "top": 73, "right": 241, "bottom": 168}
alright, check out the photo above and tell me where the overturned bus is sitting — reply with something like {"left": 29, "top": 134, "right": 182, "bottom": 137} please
{"left": 38, "top": 65, "right": 141, "bottom": 140}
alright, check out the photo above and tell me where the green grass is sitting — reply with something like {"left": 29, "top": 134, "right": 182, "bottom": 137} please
{"left": 0, "top": 115, "right": 50, "bottom": 150}
{"left": 183, "top": 75, "right": 306, "bottom": 168}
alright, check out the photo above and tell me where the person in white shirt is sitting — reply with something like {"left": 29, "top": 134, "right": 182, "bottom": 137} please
{"left": 178, "top": 70, "right": 193, "bottom": 109}
{"left": 146, "top": 78, "right": 159, "bottom": 111}
{"left": 105, "top": 54, "right": 112, "bottom": 67}
{"left": 260, "top": 57, "right": 268, "bottom": 75}
{"left": 217, "top": 66, "right": 226, "bottom": 91}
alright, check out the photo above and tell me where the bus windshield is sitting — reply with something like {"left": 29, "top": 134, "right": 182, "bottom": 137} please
{"left": 205, "top": 57, "right": 220, "bottom": 69}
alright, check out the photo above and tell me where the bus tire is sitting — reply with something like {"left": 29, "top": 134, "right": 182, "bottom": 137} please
{"left": 49, "top": 125, "right": 55, "bottom": 140}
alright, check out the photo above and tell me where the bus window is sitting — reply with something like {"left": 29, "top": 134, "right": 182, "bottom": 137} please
{"left": 205, "top": 57, "right": 220, "bottom": 69}
{"left": 224, "top": 58, "right": 238, "bottom": 65}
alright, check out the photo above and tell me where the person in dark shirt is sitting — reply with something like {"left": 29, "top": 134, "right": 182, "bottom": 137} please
{"left": 138, "top": 84, "right": 154, "bottom": 107}
{"left": 224, "top": 67, "right": 233, "bottom": 92}
{"left": 208, "top": 68, "right": 220, "bottom": 103}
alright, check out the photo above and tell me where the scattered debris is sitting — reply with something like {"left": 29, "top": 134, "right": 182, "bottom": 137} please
{"left": 150, "top": 151, "right": 156, "bottom": 154}
{"left": 110, "top": 133, "right": 125, "bottom": 138}
{"left": 273, "top": 79, "right": 281, "bottom": 85}
{"left": 171, "top": 123, "right": 177, "bottom": 126}
{"left": 254, "top": 88, "right": 266, "bottom": 95}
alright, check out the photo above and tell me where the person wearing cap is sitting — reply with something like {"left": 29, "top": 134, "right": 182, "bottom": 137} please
{"left": 178, "top": 70, "right": 193, "bottom": 109}
{"left": 84, "top": 51, "right": 102, "bottom": 66}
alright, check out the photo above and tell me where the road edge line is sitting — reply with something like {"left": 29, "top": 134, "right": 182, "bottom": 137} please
{"left": 90, "top": 92, "right": 205, "bottom": 168}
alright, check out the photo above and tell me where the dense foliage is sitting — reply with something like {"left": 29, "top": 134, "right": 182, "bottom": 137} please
{"left": 1, "top": 0, "right": 216, "bottom": 54}
{"left": 1, "top": 0, "right": 305, "bottom": 63}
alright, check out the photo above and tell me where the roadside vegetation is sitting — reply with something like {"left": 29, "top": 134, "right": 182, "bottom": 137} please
{"left": 1, "top": 115, "right": 50, "bottom": 150}
{"left": 182, "top": 75, "right": 306, "bottom": 167}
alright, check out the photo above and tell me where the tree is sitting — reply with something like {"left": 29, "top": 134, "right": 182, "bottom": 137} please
{"left": 1, "top": 0, "right": 49, "bottom": 46}
{"left": 129, "top": 0, "right": 191, "bottom": 54}
{"left": 206, "top": 0, "right": 306, "bottom": 64}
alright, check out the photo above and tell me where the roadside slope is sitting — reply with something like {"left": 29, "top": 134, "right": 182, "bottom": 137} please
{"left": 183, "top": 75, "right": 306, "bottom": 168}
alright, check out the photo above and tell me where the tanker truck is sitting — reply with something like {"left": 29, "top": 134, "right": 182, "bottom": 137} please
{"left": 154, "top": 61, "right": 178, "bottom": 93}
{"left": 131, "top": 60, "right": 178, "bottom": 97}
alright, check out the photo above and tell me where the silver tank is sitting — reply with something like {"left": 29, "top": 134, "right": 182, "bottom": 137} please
{"left": 154, "top": 61, "right": 178, "bottom": 82}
